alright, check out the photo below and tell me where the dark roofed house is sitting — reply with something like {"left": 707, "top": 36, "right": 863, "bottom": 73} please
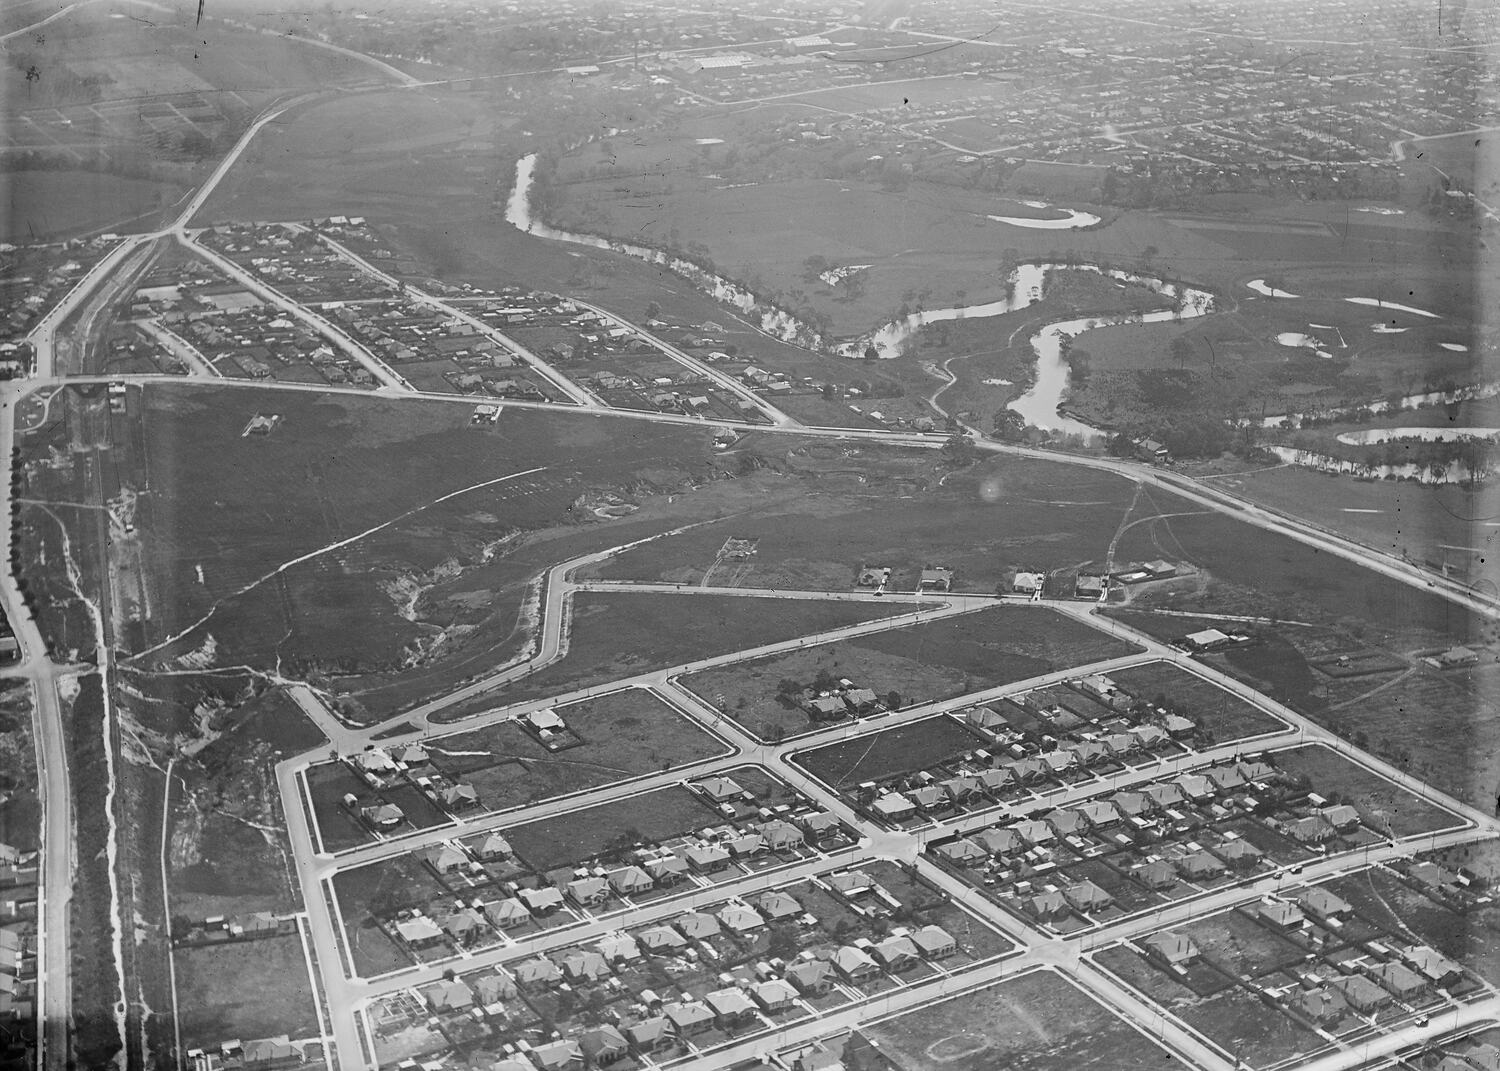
{"left": 1064, "top": 880, "right": 1114, "bottom": 914}
{"left": 1296, "top": 986, "right": 1348, "bottom": 1025}
{"left": 786, "top": 959, "right": 834, "bottom": 995}
{"left": 1142, "top": 931, "right": 1198, "bottom": 969}
{"left": 1333, "top": 974, "right": 1391, "bottom": 1013}
{"left": 872, "top": 935, "right": 920, "bottom": 972}
{"left": 1370, "top": 960, "right": 1427, "bottom": 1000}
{"left": 579, "top": 1025, "right": 629, "bottom": 1067}
{"left": 625, "top": 1017, "right": 675, "bottom": 1055}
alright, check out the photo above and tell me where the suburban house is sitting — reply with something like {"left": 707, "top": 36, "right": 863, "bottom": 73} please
{"left": 438, "top": 782, "right": 479, "bottom": 809}
{"left": 663, "top": 1000, "right": 716, "bottom": 1037}
{"left": 753, "top": 978, "right": 800, "bottom": 1012}
{"left": 1258, "top": 900, "right": 1306, "bottom": 929}
{"left": 422, "top": 978, "right": 474, "bottom": 1012}
{"left": 1299, "top": 888, "right": 1353, "bottom": 923}
{"left": 638, "top": 925, "right": 687, "bottom": 952}
{"left": 579, "top": 1025, "right": 629, "bottom": 1067}
{"left": 473, "top": 832, "right": 512, "bottom": 861}
{"left": 567, "top": 876, "right": 610, "bottom": 908}
{"left": 559, "top": 950, "right": 612, "bottom": 983}
{"left": 832, "top": 945, "right": 879, "bottom": 982}
{"left": 825, "top": 871, "right": 875, "bottom": 898}
{"left": 530, "top": 1039, "right": 583, "bottom": 1071}
{"left": 1136, "top": 860, "right": 1179, "bottom": 891}
{"left": 607, "top": 866, "right": 654, "bottom": 896}
{"left": 625, "top": 1017, "right": 675, "bottom": 1055}
{"left": 1142, "top": 931, "right": 1198, "bottom": 970}
{"left": 422, "top": 844, "right": 468, "bottom": 875}
{"left": 756, "top": 890, "right": 802, "bottom": 921}
{"left": 597, "top": 933, "right": 641, "bottom": 963}
{"left": 393, "top": 916, "right": 442, "bottom": 948}
{"left": 911, "top": 925, "right": 957, "bottom": 959}
{"left": 717, "top": 903, "right": 765, "bottom": 936}
{"left": 675, "top": 912, "right": 722, "bottom": 941}
{"left": 934, "top": 838, "right": 988, "bottom": 867}
{"left": 786, "top": 959, "right": 834, "bottom": 995}
{"left": 1064, "top": 881, "right": 1114, "bottom": 914}
{"left": 520, "top": 887, "right": 565, "bottom": 916}
{"left": 684, "top": 844, "right": 732, "bottom": 873}
{"left": 645, "top": 854, "right": 691, "bottom": 885}
{"left": 1332, "top": 974, "right": 1391, "bottom": 1013}
{"left": 872, "top": 935, "right": 920, "bottom": 972}
{"left": 1296, "top": 986, "right": 1349, "bottom": 1025}
{"left": 705, "top": 987, "right": 758, "bottom": 1026}
{"left": 919, "top": 566, "right": 954, "bottom": 592}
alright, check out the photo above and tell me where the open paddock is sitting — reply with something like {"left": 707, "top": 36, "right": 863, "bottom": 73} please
{"left": 1269, "top": 744, "right": 1465, "bottom": 837}
{"left": 501, "top": 784, "right": 721, "bottom": 872}
{"left": 795, "top": 715, "right": 987, "bottom": 787}
{"left": 427, "top": 688, "right": 728, "bottom": 812}
{"left": 858, "top": 967, "right": 1175, "bottom": 1071}
{"left": 174, "top": 933, "right": 319, "bottom": 1048}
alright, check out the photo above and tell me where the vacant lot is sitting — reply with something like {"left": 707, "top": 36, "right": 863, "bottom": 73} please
{"left": 440, "top": 591, "right": 913, "bottom": 715}
{"left": 3, "top": 170, "right": 181, "bottom": 241}
{"left": 686, "top": 604, "right": 1140, "bottom": 740}
{"left": 1177, "top": 986, "right": 1324, "bottom": 1069}
{"left": 861, "top": 969, "right": 1173, "bottom": 1071}
{"left": 427, "top": 687, "right": 729, "bottom": 811}
{"left": 175, "top": 934, "right": 318, "bottom": 1047}
{"left": 1109, "top": 662, "right": 1288, "bottom": 743}
{"left": 305, "top": 763, "right": 376, "bottom": 853}
{"left": 796, "top": 715, "right": 987, "bottom": 787}
{"left": 502, "top": 784, "right": 721, "bottom": 871}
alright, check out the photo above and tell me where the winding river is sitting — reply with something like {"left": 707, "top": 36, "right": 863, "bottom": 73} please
{"left": 506, "top": 154, "right": 1212, "bottom": 436}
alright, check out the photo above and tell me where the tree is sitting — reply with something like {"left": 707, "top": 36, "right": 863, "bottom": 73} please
{"left": 644, "top": 300, "right": 661, "bottom": 321}
{"left": 941, "top": 433, "right": 977, "bottom": 466}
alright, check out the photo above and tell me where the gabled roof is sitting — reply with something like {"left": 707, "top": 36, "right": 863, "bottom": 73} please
{"left": 832, "top": 945, "right": 877, "bottom": 975}
{"left": 675, "top": 912, "right": 721, "bottom": 940}
{"left": 911, "top": 925, "right": 955, "bottom": 954}
{"left": 756, "top": 890, "right": 801, "bottom": 919}
{"left": 638, "top": 925, "right": 687, "bottom": 950}
{"left": 1142, "top": 930, "right": 1197, "bottom": 965}
{"left": 717, "top": 903, "right": 765, "bottom": 933}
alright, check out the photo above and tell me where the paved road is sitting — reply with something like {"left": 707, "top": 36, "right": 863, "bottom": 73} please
{"left": 0, "top": 387, "right": 83, "bottom": 1069}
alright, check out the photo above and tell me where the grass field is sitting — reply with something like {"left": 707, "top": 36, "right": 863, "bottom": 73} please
{"left": 589, "top": 453, "right": 1140, "bottom": 592}
{"left": 1108, "top": 662, "right": 1288, "bottom": 743}
{"left": 502, "top": 784, "right": 720, "bottom": 871}
{"left": 796, "top": 715, "right": 987, "bottom": 787}
{"left": 427, "top": 687, "right": 729, "bottom": 811}
{"left": 0, "top": 681, "right": 39, "bottom": 852}
{"left": 2, "top": 170, "right": 183, "bottom": 241}
{"left": 684, "top": 604, "right": 1140, "bottom": 741}
{"left": 174, "top": 934, "right": 319, "bottom": 1048}
{"left": 439, "top": 591, "right": 913, "bottom": 715}
{"left": 860, "top": 968, "right": 1173, "bottom": 1071}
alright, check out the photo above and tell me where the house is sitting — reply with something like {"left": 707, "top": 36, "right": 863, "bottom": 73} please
{"left": 1258, "top": 900, "right": 1306, "bottom": 929}
{"left": 1046, "top": 809, "right": 1088, "bottom": 839}
{"left": 1332, "top": 974, "right": 1391, "bottom": 1013}
{"left": 872, "top": 793, "right": 917, "bottom": 821}
{"left": 844, "top": 688, "right": 881, "bottom": 714}
{"left": 530, "top": 1040, "right": 583, "bottom": 1071}
{"left": 1079, "top": 800, "right": 1122, "bottom": 828}
{"left": 474, "top": 972, "right": 516, "bottom": 1005}
{"left": 697, "top": 776, "right": 746, "bottom": 802}
{"left": 242, "top": 1037, "right": 298, "bottom": 1064}
{"left": 1432, "top": 646, "right": 1481, "bottom": 669}
{"left": 761, "top": 820, "right": 805, "bottom": 852}
{"left": 705, "top": 987, "right": 758, "bottom": 1026}
{"left": 933, "top": 838, "right": 988, "bottom": 867}
{"left": 350, "top": 750, "right": 398, "bottom": 778}
{"left": 359, "top": 802, "right": 405, "bottom": 828}
{"left": 579, "top": 1025, "right": 629, "bottom": 1066}
{"left": 1299, "top": 887, "right": 1352, "bottom": 922}
{"left": 727, "top": 832, "right": 766, "bottom": 858}
{"left": 1013, "top": 819, "right": 1055, "bottom": 847}
{"left": 394, "top": 916, "right": 442, "bottom": 947}
{"left": 786, "top": 959, "right": 834, "bottom": 995}
{"left": 911, "top": 925, "right": 957, "bottom": 959}
{"left": 806, "top": 696, "right": 849, "bottom": 721}
{"left": 717, "top": 903, "right": 765, "bottom": 935}
{"left": 1369, "top": 960, "right": 1427, "bottom": 1000}
{"left": 1064, "top": 881, "right": 1114, "bottom": 914}
{"left": 855, "top": 564, "right": 890, "bottom": 588}
{"left": 1210, "top": 839, "right": 1263, "bottom": 870}
{"left": 1029, "top": 890, "right": 1071, "bottom": 922}
{"left": 832, "top": 945, "right": 879, "bottom": 982}
{"left": 973, "top": 827, "right": 1022, "bottom": 856}
{"left": 967, "top": 706, "right": 1007, "bottom": 734}
{"left": 684, "top": 844, "right": 731, "bottom": 873}
{"left": 645, "top": 854, "right": 690, "bottom": 885}
{"left": 391, "top": 744, "right": 429, "bottom": 769}
{"left": 607, "top": 866, "right": 654, "bottom": 896}
{"left": 567, "top": 876, "right": 610, "bottom": 907}
{"left": 1173, "top": 773, "right": 1213, "bottom": 801}
{"left": 422, "top": 978, "right": 475, "bottom": 1012}
{"left": 1403, "top": 945, "right": 1463, "bottom": 987}
{"left": 920, "top": 566, "right": 954, "bottom": 592}
{"left": 872, "top": 935, "right": 920, "bottom": 972}
{"left": 978, "top": 768, "right": 1013, "bottom": 794}
{"left": 1175, "top": 851, "right": 1226, "bottom": 881}
{"left": 1011, "top": 572, "right": 1045, "bottom": 594}
{"left": 439, "top": 782, "right": 480, "bottom": 809}
{"left": 1136, "top": 860, "right": 1178, "bottom": 891}
{"left": 597, "top": 933, "right": 641, "bottom": 963}
{"left": 825, "top": 870, "right": 875, "bottom": 898}
{"left": 1135, "top": 438, "right": 1169, "bottom": 463}
{"left": 756, "top": 890, "right": 801, "bottom": 921}
{"left": 1295, "top": 986, "right": 1349, "bottom": 1025}
{"left": 940, "top": 776, "right": 982, "bottom": 804}
{"left": 797, "top": 811, "right": 841, "bottom": 840}
{"left": 1074, "top": 574, "right": 1106, "bottom": 599}
{"left": 625, "top": 1017, "right": 675, "bottom": 1055}
{"left": 1142, "top": 931, "right": 1198, "bottom": 969}
{"left": 559, "top": 950, "right": 612, "bottom": 983}
{"left": 440, "top": 907, "right": 486, "bottom": 942}
{"left": 638, "top": 925, "right": 687, "bottom": 953}
{"left": 1131, "top": 724, "right": 1170, "bottom": 749}
{"left": 422, "top": 844, "right": 469, "bottom": 874}
{"left": 1004, "top": 756, "right": 1052, "bottom": 784}
{"left": 1142, "top": 782, "right": 1186, "bottom": 809}
{"left": 474, "top": 832, "right": 513, "bottom": 861}
{"left": 1184, "top": 628, "right": 1233, "bottom": 652}
{"left": 663, "top": 1000, "right": 716, "bottom": 1037}
{"left": 753, "top": 978, "right": 800, "bottom": 1012}
{"left": 675, "top": 912, "right": 722, "bottom": 941}
{"left": 1112, "top": 791, "right": 1154, "bottom": 820}
{"left": 520, "top": 887, "right": 565, "bottom": 915}
{"left": 1316, "top": 804, "right": 1361, "bottom": 831}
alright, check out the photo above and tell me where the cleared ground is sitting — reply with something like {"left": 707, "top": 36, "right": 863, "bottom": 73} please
{"left": 174, "top": 933, "right": 319, "bottom": 1048}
